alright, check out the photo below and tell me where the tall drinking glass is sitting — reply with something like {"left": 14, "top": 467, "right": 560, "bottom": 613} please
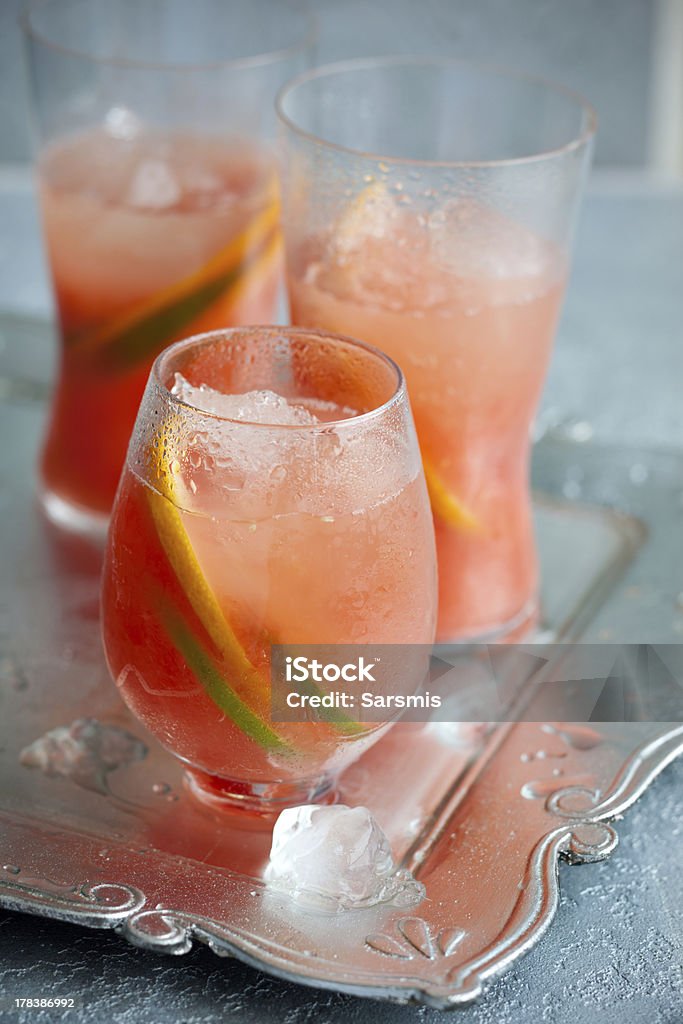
{"left": 277, "top": 57, "right": 596, "bottom": 644}
{"left": 101, "top": 326, "right": 437, "bottom": 814}
{"left": 22, "top": 0, "right": 314, "bottom": 532}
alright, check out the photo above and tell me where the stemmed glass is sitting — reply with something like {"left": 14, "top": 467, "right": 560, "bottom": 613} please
{"left": 101, "top": 325, "right": 437, "bottom": 814}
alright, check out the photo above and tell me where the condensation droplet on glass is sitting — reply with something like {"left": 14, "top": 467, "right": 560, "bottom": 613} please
{"left": 2, "top": 864, "right": 20, "bottom": 875}
{"left": 270, "top": 465, "right": 287, "bottom": 483}
{"left": 152, "top": 782, "right": 171, "bottom": 795}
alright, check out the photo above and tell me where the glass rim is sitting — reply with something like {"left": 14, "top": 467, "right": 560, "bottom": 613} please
{"left": 21, "top": 0, "right": 317, "bottom": 74}
{"left": 276, "top": 55, "right": 598, "bottom": 169}
{"left": 153, "top": 325, "right": 407, "bottom": 432}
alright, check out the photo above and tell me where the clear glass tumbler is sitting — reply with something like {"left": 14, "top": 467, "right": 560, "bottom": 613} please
{"left": 277, "top": 57, "right": 596, "bottom": 644}
{"left": 22, "top": 0, "right": 314, "bottom": 532}
{"left": 101, "top": 326, "right": 437, "bottom": 815}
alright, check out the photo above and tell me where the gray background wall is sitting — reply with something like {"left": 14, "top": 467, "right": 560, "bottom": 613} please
{"left": 0, "top": 0, "right": 670, "bottom": 170}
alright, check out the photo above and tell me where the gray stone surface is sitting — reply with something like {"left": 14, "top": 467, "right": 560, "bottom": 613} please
{"left": 0, "top": 759, "right": 680, "bottom": 1024}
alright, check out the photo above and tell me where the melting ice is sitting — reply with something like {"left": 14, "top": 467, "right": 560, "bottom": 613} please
{"left": 265, "top": 804, "right": 425, "bottom": 913}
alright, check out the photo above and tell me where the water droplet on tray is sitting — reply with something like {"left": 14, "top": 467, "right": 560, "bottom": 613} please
{"left": 629, "top": 463, "right": 649, "bottom": 485}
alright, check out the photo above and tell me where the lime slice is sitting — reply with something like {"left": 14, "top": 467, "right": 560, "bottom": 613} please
{"left": 148, "top": 389, "right": 372, "bottom": 743}
{"left": 142, "top": 410, "right": 308, "bottom": 756}
{"left": 147, "top": 416, "right": 274, "bottom": 712}
{"left": 68, "top": 179, "right": 280, "bottom": 371}
{"left": 157, "top": 597, "right": 292, "bottom": 756}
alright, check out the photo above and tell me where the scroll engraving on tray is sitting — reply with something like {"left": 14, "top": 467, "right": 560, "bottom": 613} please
{"left": 0, "top": 871, "right": 145, "bottom": 925}
{"left": 122, "top": 908, "right": 250, "bottom": 956}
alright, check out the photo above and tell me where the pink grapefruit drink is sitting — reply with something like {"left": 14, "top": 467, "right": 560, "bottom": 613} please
{"left": 23, "top": 0, "right": 315, "bottom": 531}
{"left": 288, "top": 196, "right": 565, "bottom": 641}
{"left": 101, "top": 327, "right": 437, "bottom": 814}
{"left": 277, "top": 58, "right": 596, "bottom": 642}
{"left": 39, "top": 129, "right": 281, "bottom": 523}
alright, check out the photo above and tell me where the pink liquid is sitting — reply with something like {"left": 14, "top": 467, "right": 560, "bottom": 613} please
{"left": 102, "top": 389, "right": 437, "bottom": 790}
{"left": 38, "top": 128, "right": 281, "bottom": 520}
{"left": 288, "top": 199, "right": 565, "bottom": 640}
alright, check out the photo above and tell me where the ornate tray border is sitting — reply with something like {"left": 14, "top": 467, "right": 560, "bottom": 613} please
{"left": 2, "top": 723, "right": 681, "bottom": 1009}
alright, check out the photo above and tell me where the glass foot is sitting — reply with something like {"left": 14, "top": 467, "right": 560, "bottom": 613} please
{"left": 436, "top": 596, "right": 539, "bottom": 648}
{"left": 184, "top": 768, "right": 336, "bottom": 819}
{"left": 39, "top": 486, "right": 109, "bottom": 541}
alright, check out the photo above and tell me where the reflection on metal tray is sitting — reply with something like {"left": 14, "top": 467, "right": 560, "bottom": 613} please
{"left": 0, "top": 353, "right": 682, "bottom": 1008}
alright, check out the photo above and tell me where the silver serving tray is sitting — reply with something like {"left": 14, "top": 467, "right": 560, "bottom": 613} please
{"left": 1, "top": 368, "right": 682, "bottom": 1010}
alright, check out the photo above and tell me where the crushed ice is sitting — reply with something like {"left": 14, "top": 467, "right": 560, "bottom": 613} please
{"left": 126, "top": 159, "right": 183, "bottom": 210}
{"left": 265, "top": 804, "right": 425, "bottom": 913}
{"left": 171, "top": 374, "right": 320, "bottom": 426}
{"left": 104, "top": 105, "right": 142, "bottom": 141}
